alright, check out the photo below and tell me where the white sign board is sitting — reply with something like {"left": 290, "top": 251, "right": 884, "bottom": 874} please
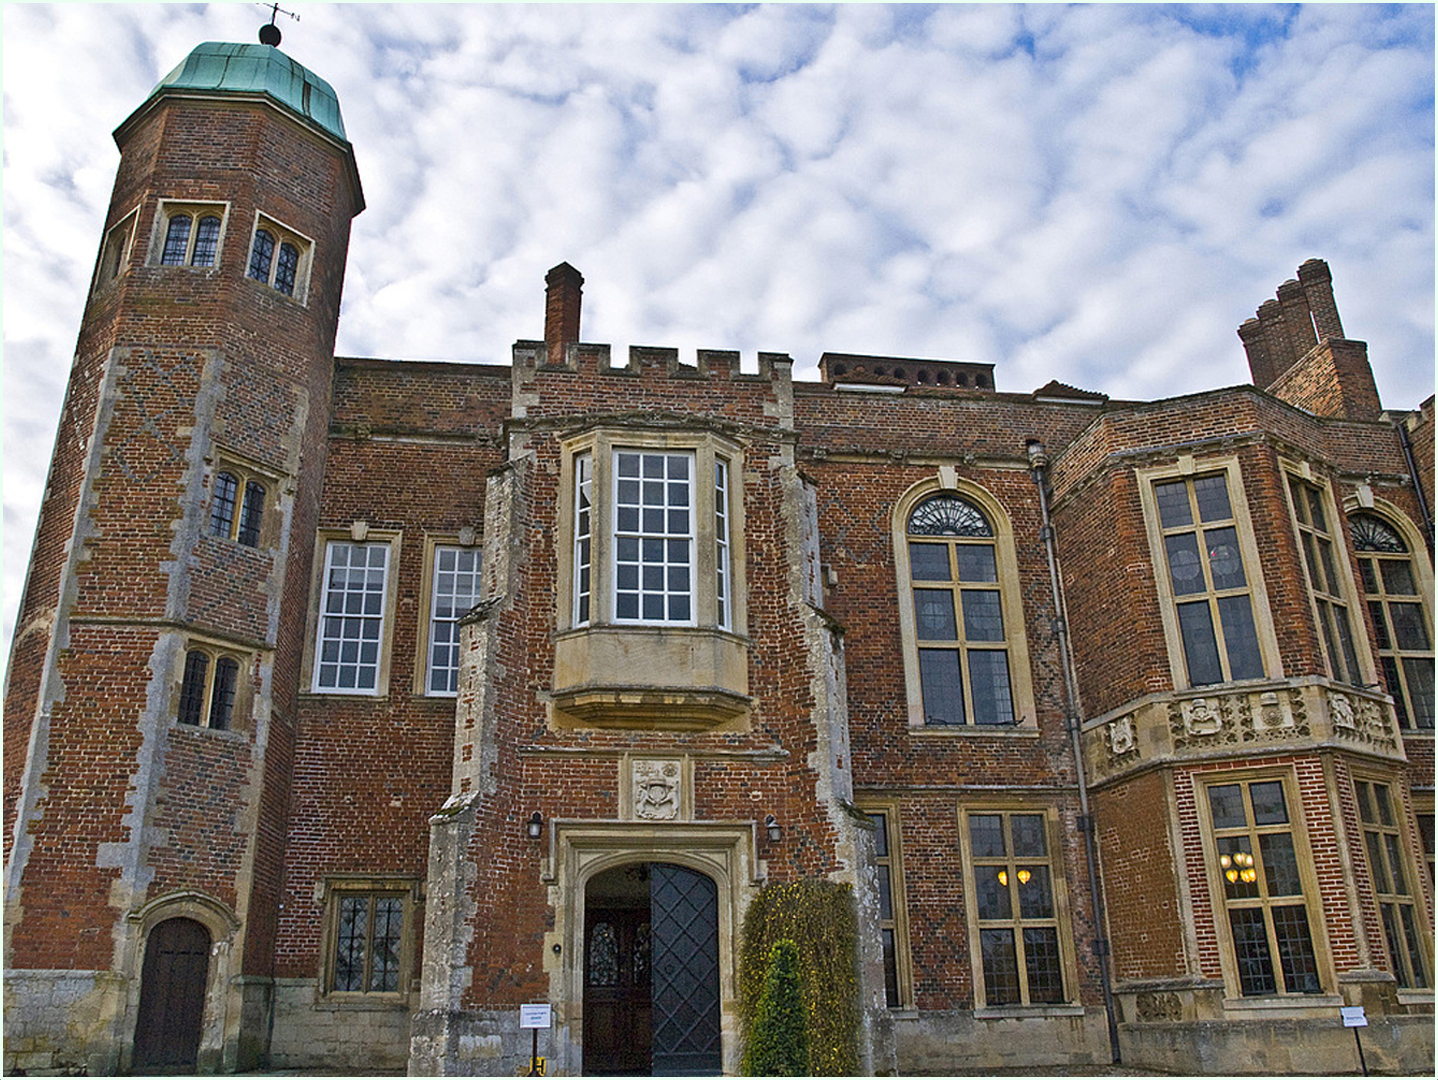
{"left": 521, "top": 1003, "right": 553, "bottom": 1029}
{"left": 1340, "top": 1005, "right": 1368, "bottom": 1028}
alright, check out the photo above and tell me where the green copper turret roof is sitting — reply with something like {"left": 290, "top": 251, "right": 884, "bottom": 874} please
{"left": 151, "top": 41, "right": 347, "bottom": 141}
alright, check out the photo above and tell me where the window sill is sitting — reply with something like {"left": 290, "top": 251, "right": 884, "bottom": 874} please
{"left": 1221, "top": 993, "right": 1342, "bottom": 1012}
{"left": 171, "top": 722, "right": 247, "bottom": 742}
{"left": 1396, "top": 989, "right": 1434, "bottom": 1006}
{"left": 313, "top": 994, "right": 412, "bottom": 1011}
{"left": 909, "top": 724, "right": 1040, "bottom": 737}
{"left": 974, "top": 1004, "right": 1085, "bottom": 1019}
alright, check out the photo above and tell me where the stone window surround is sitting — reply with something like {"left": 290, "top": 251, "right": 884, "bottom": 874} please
{"left": 316, "top": 875, "right": 421, "bottom": 1003}
{"left": 892, "top": 471, "right": 1037, "bottom": 732}
{"left": 1347, "top": 769, "right": 1435, "bottom": 998}
{"left": 1191, "top": 766, "right": 1336, "bottom": 1005}
{"left": 1280, "top": 460, "right": 1377, "bottom": 688}
{"left": 175, "top": 636, "right": 252, "bottom": 732}
{"left": 95, "top": 205, "right": 140, "bottom": 291}
{"left": 1343, "top": 494, "right": 1435, "bottom": 733}
{"left": 956, "top": 800, "right": 1082, "bottom": 1014}
{"left": 301, "top": 524, "right": 404, "bottom": 698}
{"left": 557, "top": 427, "right": 747, "bottom": 635}
{"left": 412, "top": 531, "right": 483, "bottom": 697}
{"left": 549, "top": 427, "right": 750, "bottom": 730}
{"left": 854, "top": 799, "right": 914, "bottom": 1011}
{"left": 148, "top": 198, "right": 231, "bottom": 268}
{"left": 1136, "top": 455, "right": 1284, "bottom": 692}
{"left": 246, "top": 210, "right": 315, "bottom": 304}
{"left": 205, "top": 449, "right": 281, "bottom": 549}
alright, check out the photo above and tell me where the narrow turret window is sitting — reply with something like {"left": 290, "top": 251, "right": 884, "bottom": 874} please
{"left": 153, "top": 202, "right": 227, "bottom": 268}
{"left": 247, "top": 213, "right": 313, "bottom": 302}
{"left": 177, "top": 646, "right": 244, "bottom": 730}
{"left": 208, "top": 462, "right": 270, "bottom": 548}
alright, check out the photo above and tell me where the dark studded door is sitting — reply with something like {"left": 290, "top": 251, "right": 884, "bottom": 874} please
{"left": 650, "top": 864, "right": 721, "bottom": 1075}
{"left": 133, "top": 917, "right": 210, "bottom": 1072}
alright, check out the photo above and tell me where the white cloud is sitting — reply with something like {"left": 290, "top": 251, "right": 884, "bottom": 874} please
{"left": 3, "top": 2, "right": 1433, "bottom": 662}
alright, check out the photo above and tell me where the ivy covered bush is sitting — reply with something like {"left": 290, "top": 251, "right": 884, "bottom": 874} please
{"left": 739, "top": 880, "right": 859, "bottom": 1076}
{"left": 744, "top": 939, "right": 809, "bottom": 1076}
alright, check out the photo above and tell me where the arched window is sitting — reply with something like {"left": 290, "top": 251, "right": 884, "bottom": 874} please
{"left": 247, "top": 214, "right": 313, "bottom": 301}
{"left": 274, "top": 241, "right": 300, "bottom": 296}
{"left": 157, "top": 205, "right": 225, "bottom": 267}
{"left": 1351, "top": 513, "right": 1434, "bottom": 729}
{"left": 905, "top": 493, "right": 1015, "bottom": 726}
{"left": 177, "top": 648, "right": 241, "bottom": 730}
{"left": 208, "top": 466, "right": 268, "bottom": 547}
{"left": 248, "top": 228, "right": 275, "bottom": 281}
{"left": 161, "top": 214, "right": 192, "bottom": 265}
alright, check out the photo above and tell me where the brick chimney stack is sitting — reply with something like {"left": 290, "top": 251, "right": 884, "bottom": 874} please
{"left": 545, "top": 262, "right": 584, "bottom": 365}
{"left": 1239, "top": 258, "right": 1379, "bottom": 421}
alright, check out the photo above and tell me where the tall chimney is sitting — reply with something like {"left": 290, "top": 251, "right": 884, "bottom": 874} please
{"left": 544, "top": 262, "right": 584, "bottom": 365}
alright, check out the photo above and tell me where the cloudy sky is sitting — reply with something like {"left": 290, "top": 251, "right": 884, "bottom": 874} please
{"left": 2, "top": 2, "right": 1434, "bottom": 659}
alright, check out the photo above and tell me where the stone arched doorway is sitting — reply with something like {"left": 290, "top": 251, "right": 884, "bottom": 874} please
{"left": 132, "top": 917, "right": 211, "bottom": 1071}
{"left": 583, "top": 863, "right": 721, "bottom": 1076}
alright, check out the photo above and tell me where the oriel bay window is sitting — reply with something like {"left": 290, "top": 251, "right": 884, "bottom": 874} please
{"left": 1204, "top": 777, "right": 1323, "bottom": 997}
{"left": 895, "top": 480, "right": 1035, "bottom": 730}
{"left": 554, "top": 430, "right": 747, "bottom": 728}
{"left": 567, "top": 435, "right": 739, "bottom": 632}
{"left": 1287, "top": 473, "right": 1366, "bottom": 686}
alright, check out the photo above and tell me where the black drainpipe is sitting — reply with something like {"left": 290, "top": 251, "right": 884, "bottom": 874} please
{"left": 1392, "top": 413, "right": 1433, "bottom": 556}
{"left": 1026, "top": 439, "right": 1121, "bottom": 1065}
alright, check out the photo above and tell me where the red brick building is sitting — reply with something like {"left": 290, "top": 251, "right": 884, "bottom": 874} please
{"left": 4, "top": 39, "right": 1433, "bottom": 1076}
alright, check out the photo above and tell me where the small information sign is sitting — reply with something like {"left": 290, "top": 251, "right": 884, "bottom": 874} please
{"left": 520, "top": 1003, "right": 552, "bottom": 1030}
{"left": 1341, "top": 1005, "right": 1368, "bottom": 1028}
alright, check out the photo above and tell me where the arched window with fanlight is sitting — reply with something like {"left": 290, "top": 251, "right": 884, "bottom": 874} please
{"left": 900, "top": 489, "right": 1030, "bottom": 727}
{"left": 1351, "top": 512, "right": 1434, "bottom": 730}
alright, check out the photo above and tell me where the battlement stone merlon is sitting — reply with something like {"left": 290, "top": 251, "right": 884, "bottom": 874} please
{"left": 511, "top": 339, "right": 795, "bottom": 383}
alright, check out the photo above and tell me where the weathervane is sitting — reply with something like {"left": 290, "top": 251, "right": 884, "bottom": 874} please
{"left": 257, "top": 2, "right": 299, "bottom": 47}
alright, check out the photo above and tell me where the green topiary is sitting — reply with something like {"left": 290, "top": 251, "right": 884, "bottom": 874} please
{"left": 744, "top": 939, "right": 809, "bottom": 1076}
{"left": 739, "top": 880, "right": 859, "bottom": 1076}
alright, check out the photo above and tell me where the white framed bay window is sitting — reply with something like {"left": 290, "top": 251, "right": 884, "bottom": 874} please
{"left": 568, "top": 434, "right": 740, "bottom": 633}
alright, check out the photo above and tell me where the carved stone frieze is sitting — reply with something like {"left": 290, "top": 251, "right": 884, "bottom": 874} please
{"left": 1090, "top": 681, "right": 1397, "bottom": 787}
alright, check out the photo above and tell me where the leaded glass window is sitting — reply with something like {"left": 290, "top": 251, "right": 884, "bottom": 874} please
{"left": 210, "top": 471, "right": 239, "bottom": 538}
{"left": 1351, "top": 513, "right": 1433, "bottom": 729}
{"left": 965, "top": 809, "right": 1067, "bottom": 1006}
{"left": 1288, "top": 476, "right": 1363, "bottom": 685}
{"left": 247, "top": 228, "right": 275, "bottom": 282}
{"left": 1355, "top": 780, "right": 1430, "bottom": 989}
{"left": 907, "top": 495, "right": 1013, "bottom": 725}
{"left": 161, "top": 214, "right": 192, "bottom": 265}
{"left": 331, "top": 892, "right": 406, "bottom": 994}
{"left": 1206, "top": 778, "right": 1322, "bottom": 996}
{"left": 1153, "top": 474, "right": 1265, "bottom": 686}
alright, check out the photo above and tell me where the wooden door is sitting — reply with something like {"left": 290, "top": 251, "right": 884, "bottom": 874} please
{"left": 132, "top": 917, "right": 210, "bottom": 1072}
{"left": 583, "top": 905, "right": 652, "bottom": 1074}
